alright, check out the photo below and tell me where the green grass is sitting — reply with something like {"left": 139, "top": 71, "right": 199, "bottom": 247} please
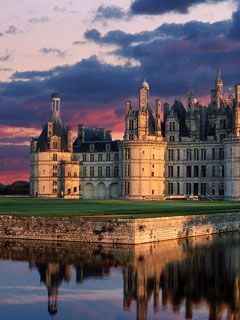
{"left": 0, "top": 197, "right": 240, "bottom": 218}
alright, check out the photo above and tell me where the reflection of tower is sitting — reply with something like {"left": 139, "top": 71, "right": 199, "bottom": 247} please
{"left": 34, "top": 262, "right": 72, "bottom": 316}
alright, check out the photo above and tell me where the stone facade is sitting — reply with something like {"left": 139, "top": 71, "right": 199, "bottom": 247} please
{"left": 30, "top": 69, "right": 240, "bottom": 200}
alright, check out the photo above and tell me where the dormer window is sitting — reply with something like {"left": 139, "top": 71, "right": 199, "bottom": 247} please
{"left": 106, "top": 144, "right": 111, "bottom": 151}
{"left": 90, "top": 144, "right": 95, "bottom": 152}
{"left": 170, "top": 122, "right": 175, "bottom": 132}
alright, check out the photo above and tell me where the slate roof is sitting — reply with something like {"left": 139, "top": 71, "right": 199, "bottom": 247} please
{"left": 73, "top": 141, "right": 119, "bottom": 153}
{"left": 37, "top": 118, "right": 68, "bottom": 152}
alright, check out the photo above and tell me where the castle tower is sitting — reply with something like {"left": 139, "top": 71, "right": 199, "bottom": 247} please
{"left": 30, "top": 93, "right": 79, "bottom": 199}
{"left": 51, "top": 93, "right": 61, "bottom": 119}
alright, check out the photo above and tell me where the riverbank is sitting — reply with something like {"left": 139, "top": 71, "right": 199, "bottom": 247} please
{"left": 0, "top": 212, "right": 240, "bottom": 244}
{"left": 2, "top": 197, "right": 240, "bottom": 217}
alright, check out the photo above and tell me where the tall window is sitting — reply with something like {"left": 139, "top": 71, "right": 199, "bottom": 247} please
{"left": 177, "top": 166, "right": 180, "bottom": 178}
{"left": 106, "top": 153, "right": 111, "bottom": 161}
{"left": 201, "top": 148, "right": 206, "bottom": 160}
{"left": 219, "top": 182, "right": 224, "bottom": 195}
{"left": 53, "top": 154, "right": 57, "bottom": 161}
{"left": 98, "top": 154, "right": 102, "bottom": 161}
{"left": 114, "top": 153, "right": 119, "bottom": 161}
{"left": 168, "top": 183, "right": 174, "bottom": 195}
{"left": 177, "top": 183, "right": 180, "bottom": 195}
{"left": 168, "top": 149, "right": 174, "bottom": 161}
{"left": 113, "top": 166, "right": 119, "bottom": 177}
{"left": 186, "top": 166, "right": 192, "bottom": 178}
{"left": 194, "top": 149, "right": 199, "bottom": 161}
{"left": 212, "top": 148, "right": 215, "bottom": 160}
{"left": 186, "top": 183, "right": 192, "bottom": 195}
{"left": 83, "top": 167, "right": 87, "bottom": 178}
{"left": 168, "top": 166, "right": 173, "bottom": 178}
{"left": 129, "top": 119, "right": 134, "bottom": 130}
{"left": 90, "top": 154, "right": 94, "bottom": 162}
{"left": 83, "top": 154, "right": 87, "bottom": 162}
{"left": 219, "top": 165, "right": 224, "bottom": 178}
{"left": 177, "top": 149, "right": 180, "bottom": 160}
{"left": 124, "top": 164, "right": 129, "bottom": 177}
{"left": 212, "top": 183, "right": 215, "bottom": 196}
{"left": 125, "top": 148, "right": 130, "bottom": 160}
{"left": 170, "top": 122, "right": 175, "bottom": 132}
{"left": 194, "top": 166, "right": 199, "bottom": 177}
{"left": 98, "top": 166, "right": 103, "bottom": 178}
{"left": 219, "top": 148, "right": 224, "bottom": 160}
{"left": 201, "top": 165, "right": 206, "bottom": 177}
{"left": 53, "top": 141, "right": 58, "bottom": 149}
{"left": 90, "top": 166, "right": 94, "bottom": 178}
{"left": 212, "top": 165, "right": 215, "bottom": 178}
{"left": 106, "top": 166, "right": 111, "bottom": 178}
{"left": 201, "top": 183, "right": 206, "bottom": 195}
{"left": 187, "top": 149, "right": 192, "bottom": 161}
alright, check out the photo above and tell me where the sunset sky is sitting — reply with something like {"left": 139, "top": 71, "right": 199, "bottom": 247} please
{"left": 0, "top": 0, "right": 240, "bottom": 184}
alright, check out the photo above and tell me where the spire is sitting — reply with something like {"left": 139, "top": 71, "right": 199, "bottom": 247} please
{"left": 215, "top": 67, "right": 223, "bottom": 94}
{"left": 217, "top": 66, "right": 222, "bottom": 81}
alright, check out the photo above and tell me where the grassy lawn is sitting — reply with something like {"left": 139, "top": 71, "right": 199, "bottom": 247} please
{"left": 0, "top": 197, "right": 240, "bottom": 218}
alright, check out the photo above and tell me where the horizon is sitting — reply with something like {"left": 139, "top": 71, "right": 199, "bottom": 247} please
{"left": 1, "top": 0, "right": 240, "bottom": 184}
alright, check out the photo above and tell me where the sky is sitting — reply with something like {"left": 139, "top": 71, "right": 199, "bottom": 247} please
{"left": 0, "top": 0, "right": 240, "bottom": 184}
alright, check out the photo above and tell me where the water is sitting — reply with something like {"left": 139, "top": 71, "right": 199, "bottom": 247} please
{"left": 0, "top": 234, "right": 240, "bottom": 320}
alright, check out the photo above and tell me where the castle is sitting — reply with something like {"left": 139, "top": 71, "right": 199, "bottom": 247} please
{"left": 30, "top": 69, "right": 240, "bottom": 200}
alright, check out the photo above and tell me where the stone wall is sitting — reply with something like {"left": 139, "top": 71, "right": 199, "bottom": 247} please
{"left": 0, "top": 212, "right": 240, "bottom": 244}
{"left": 134, "top": 213, "right": 240, "bottom": 243}
{"left": 0, "top": 216, "right": 134, "bottom": 243}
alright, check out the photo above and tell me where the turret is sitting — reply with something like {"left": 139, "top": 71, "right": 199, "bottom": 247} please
{"left": 66, "top": 125, "right": 73, "bottom": 152}
{"left": 51, "top": 93, "right": 61, "bottom": 119}
{"left": 216, "top": 67, "right": 223, "bottom": 96}
{"left": 139, "top": 81, "right": 149, "bottom": 112}
{"left": 138, "top": 81, "right": 150, "bottom": 138}
{"left": 187, "top": 90, "right": 195, "bottom": 111}
{"left": 235, "top": 84, "right": 240, "bottom": 107}
{"left": 78, "top": 124, "right": 85, "bottom": 143}
{"left": 155, "top": 99, "right": 162, "bottom": 136}
{"left": 125, "top": 100, "right": 132, "bottom": 114}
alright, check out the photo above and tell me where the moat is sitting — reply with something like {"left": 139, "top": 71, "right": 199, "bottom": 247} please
{"left": 0, "top": 234, "right": 240, "bottom": 320}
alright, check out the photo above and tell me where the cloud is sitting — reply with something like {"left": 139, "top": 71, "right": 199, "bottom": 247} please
{"left": 39, "top": 47, "right": 66, "bottom": 58}
{"left": 53, "top": 6, "right": 66, "bottom": 13}
{"left": 28, "top": 16, "right": 50, "bottom": 24}
{"left": 84, "top": 19, "right": 231, "bottom": 47}
{"left": 0, "top": 68, "right": 12, "bottom": 72}
{"left": 93, "top": 5, "right": 127, "bottom": 22}
{"left": 0, "top": 33, "right": 3, "bottom": 37}
{"left": 5, "top": 26, "right": 19, "bottom": 34}
{"left": 72, "top": 40, "right": 86, "bottom": 46}
{"left": 0, "top": 53, "right": 12, "bottom": 62}
{"left": 84, "top": 29, "right": 138, "bottom": 47}
{"left": 130, "top": 0, "right": 227, "bottom": 15}
{"left": 229, "top": 7, "right": 240, "bottom": 39}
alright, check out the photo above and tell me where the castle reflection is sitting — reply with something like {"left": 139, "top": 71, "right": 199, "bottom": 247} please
{"left": 1, "top": 234, "right": 240, "bottom": 319}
